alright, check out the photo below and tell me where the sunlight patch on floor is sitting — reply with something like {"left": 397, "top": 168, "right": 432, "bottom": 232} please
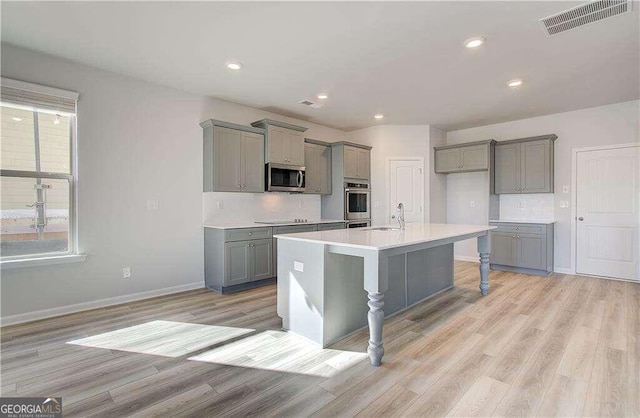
{"left": 67, "top": 320, "right": 254, "bottom": 357}
{"left": 188, "top": 330, "right": 368, "bottom": 377}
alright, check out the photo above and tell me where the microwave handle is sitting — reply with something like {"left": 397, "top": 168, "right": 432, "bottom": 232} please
{"left": 297, "top": 171, "right": 303, "bottom": 188}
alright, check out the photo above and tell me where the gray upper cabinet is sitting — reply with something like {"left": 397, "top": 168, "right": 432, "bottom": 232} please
{"left": 343, "top": 145, "right": 370, "bottom": 179}
{"left": 201, "top": 120, "right": 265, "bottom": 193}
{"left": 356, "top": 148, "right": 370, "bottom": 180}
{"left": 494, "top": 135, "right": 556, "bottom": 194}
{"left": 304, "top": 140, "right": 332, "bottom": 194}
{"left": 494, "top": 143, "right": 521, "bottom": 194}
{"left": 251, "top": 119, "right": 308, "bottom": 166}
{"left": 434, "top": 140, "right": 495, "bottom": 174}
{"left": 434, "top": 148, "right": 460, "bottom": 173}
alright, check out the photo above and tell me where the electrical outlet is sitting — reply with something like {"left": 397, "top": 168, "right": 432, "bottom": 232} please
{"left": 146, "top": 200, "right": 159, "bottom": 211}
{"left": 294, "top": 261, "right": 304, "bottom": 272}
{"left": 122, "top": 267, "right": 131, "bottom": 279}
{"left": 469, "top": 201, "right": 475, "bottom": 208}
{"left": 216, "top": 200, "right": 224, "bottom": 209}
{"left": 562, "top": 185, "right": 569, "bottom": 194}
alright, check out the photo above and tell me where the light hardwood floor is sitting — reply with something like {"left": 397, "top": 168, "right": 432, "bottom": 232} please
{"left": 1, "top": 262, "right": 638, "bottom": 417}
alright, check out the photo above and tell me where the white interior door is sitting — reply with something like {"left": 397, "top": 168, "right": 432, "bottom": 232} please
{"left": 389, "top": 159, "right": 424, "bottom": 223}
{"left": 576, "top": 145, "right": 639, "bottom": 281}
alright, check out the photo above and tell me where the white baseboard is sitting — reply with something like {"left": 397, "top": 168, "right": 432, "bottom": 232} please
{"left": 454, "top": 255, "right": 479, "bottom": 263}
{"left": 1, "top": 281, "right": 204, "bottom": 326}
{"left": 553, "top": 267, "right": 575, "bottom": 275}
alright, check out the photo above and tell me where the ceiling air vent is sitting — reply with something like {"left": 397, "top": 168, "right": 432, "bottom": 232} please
{"left": 298, "top": 99, "right": 323, "bottom": 109}
{"left": 540, "top": 0, "right": 632, "bottom": 36}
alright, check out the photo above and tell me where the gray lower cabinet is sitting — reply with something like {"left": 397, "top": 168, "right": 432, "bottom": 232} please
{"left": 223, "top": 238, "right": 273, "bottom": 286}
{"left": 304, "top": 141, "right": 332, "bottom": 194}
{"left": 494, "top": 135, "right": 556, "bottom": 194}
{"left": 434, "top": 140, "right": 495, "bottom": 174}
{"left": 317, "top": 222, "right": 346, "bottom": 231}
{"left": 201, "top": 120, "right": 266, "bottom": 193}
{"left": 205, "top": 227, "right": 274, "bottom": 293}
{"left": 206, "top": 222, "right": 345, "bottom": 293}
{"left": 489, "top": 222, "right": 554, "bottom": 276}
{"left": 224, "top": 240, "right": 252, "bottom": 286}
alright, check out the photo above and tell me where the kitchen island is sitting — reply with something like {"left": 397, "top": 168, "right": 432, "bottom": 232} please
{"left": 275, "top": 223, "right": 495, "bottom": 366}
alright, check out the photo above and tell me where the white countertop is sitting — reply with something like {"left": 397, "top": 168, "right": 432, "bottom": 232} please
{"left": 489, "top": 219, "right": 556, "bottom": 224}
{"left": 274, "top": 223, "right": 495, "bottom": 251}
{"left": 204, "top": 219, "right": 347, "bottom": 230}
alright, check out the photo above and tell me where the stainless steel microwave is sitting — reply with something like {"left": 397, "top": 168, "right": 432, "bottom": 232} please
{"left": 266, "top": 163, "right": 305, "bottom": 192}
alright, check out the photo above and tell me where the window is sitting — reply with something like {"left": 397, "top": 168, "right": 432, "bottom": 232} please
{"left": 1, "top": 78, "right": 79, "bottom": 261}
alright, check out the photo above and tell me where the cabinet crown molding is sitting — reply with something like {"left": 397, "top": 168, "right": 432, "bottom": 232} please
{"left": 330, "top": 141, "right": 373, "bottom": 150}
{"left": 433, "top": 139, "right": 496, "bottom": 151}
{"left": 200, "top": 119, "right": 266, "bottom": 134}
{"left": 304, "top": 138, "right": 332, "bottom": 146}
{"left": 495, "top": 134, "right": 558, "bottom": 146}
{"left": 251, "top": 119, "right": 308, "bottom": 132}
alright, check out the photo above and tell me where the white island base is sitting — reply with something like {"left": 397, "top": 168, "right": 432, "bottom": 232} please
{"left": 276, "top": 223, "right": 494, "bottom": 366}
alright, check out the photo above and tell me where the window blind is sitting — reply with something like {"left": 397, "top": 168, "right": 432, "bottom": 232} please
{"left": 0, "top": 78, "right": 78, "bottom": 114}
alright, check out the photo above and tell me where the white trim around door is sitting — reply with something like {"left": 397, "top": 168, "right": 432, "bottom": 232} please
{"left": 571, "top": 142, "right": 640, "bottom": 281}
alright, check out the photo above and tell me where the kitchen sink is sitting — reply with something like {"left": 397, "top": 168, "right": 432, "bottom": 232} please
{"left": 364, "top": 226, "right": 401, "bottom": 231}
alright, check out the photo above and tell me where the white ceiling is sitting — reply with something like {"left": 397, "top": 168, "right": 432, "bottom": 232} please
{"left": 2, "top": 1, "right": 638, "bottom": 131}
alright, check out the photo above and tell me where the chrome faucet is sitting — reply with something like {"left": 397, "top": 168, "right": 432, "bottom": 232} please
{"left": 396, "top": 203, "right": 405, "bottom": 230}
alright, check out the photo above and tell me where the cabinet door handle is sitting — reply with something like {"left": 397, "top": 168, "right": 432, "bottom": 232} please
{"left": 512, "top": 235, "right": 516, "bottom": 239}
{"left": 578, "top": 217, "right": 584, "bottom": 221}
{"left": 515, "top": 226, "right": 518, "bottom": 230}
{"left": 248, "top": 232, "right": 252, "bottom": 236}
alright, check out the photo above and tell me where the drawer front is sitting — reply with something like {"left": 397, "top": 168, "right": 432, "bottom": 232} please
{"left": 489, "top": 223, "right": 546, "bottom": 235}
{"left": 273, "top": 224, "right": 318, "bottom": 235}
{"left": 318, "top": 222, "right": 346, "bottom": 231}
{"left": 225, "top": 227, "right": 272, "bottom": 242}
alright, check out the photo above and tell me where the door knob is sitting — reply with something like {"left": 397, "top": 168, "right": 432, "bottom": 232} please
{"left": 578, "top": 217, "right": 584, "bottom": 221}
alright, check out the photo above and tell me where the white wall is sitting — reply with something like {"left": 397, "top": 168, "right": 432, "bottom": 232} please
{"left": 349, "top": 125, "right": 431, "bottom": 225}
{"left": 0, "top": 44, "right": 347, "bottom": 322}
{"left": 446, "top": 100, "right": 640, "bottom": 271}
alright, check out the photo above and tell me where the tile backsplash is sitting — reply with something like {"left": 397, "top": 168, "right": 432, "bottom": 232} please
{"left": 499, "top": 194, "right": 554, "bottom": 220}
{"left": 203, "top": 192, "right": 321, "bottom": 224}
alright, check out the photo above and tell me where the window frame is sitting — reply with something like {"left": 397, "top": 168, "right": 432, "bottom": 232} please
{"left": 0, "top": 78, "right": 79, "bottom": 264}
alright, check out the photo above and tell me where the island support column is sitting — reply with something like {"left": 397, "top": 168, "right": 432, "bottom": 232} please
{"left": 477, "top": 233, "right": 491, "bottom": 296}
{"left": 364, "top": 252, "right": 388, "bottom": 366}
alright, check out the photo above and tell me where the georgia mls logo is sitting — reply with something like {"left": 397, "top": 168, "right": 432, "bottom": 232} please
{"left": 0, "top": 397, "right": 62, "bottom": 418}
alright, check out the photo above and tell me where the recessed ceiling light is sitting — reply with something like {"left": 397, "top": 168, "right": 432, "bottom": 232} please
{"left": 507, "top": 79, "right": 524, "bottom": 88}
{"left": 317, "top": 93, "right": 328, "bottom": 100}
{"left": 464, "top": 37, "right": 486, "bottom": 48}
{"left": 226, "top": 62, "right": 243, "bottom": 70}
{"left": 374, "top": 114, "right": 384, "bottom": 120}
{"left": 11, "top": 117, "right": 22, "bottom": 122}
